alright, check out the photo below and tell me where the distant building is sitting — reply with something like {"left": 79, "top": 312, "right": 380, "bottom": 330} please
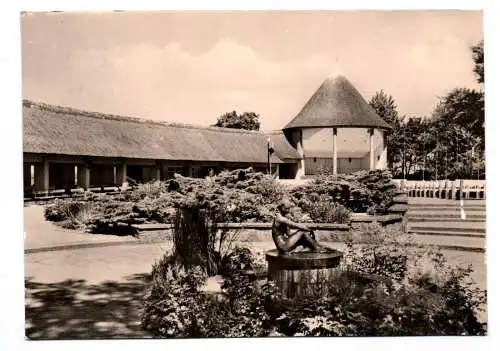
{"left": 23, "top": 72, "right": 390, "bottom": 196}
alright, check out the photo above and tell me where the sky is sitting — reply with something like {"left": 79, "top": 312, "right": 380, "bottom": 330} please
{"left": 21, "top": 10, "right": 483, "bottom": 131}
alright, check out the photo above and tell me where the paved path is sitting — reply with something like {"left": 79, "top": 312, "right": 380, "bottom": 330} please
{"left": 24, "top": 204, "right": 137, "bottom": 252}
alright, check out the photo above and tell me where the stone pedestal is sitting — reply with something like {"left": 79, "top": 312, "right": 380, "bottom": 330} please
{"left": 266, "top": 249, "right": 343, "bottom": 299}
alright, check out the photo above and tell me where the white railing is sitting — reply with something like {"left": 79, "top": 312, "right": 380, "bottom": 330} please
{"left": 393, "top": 179, "right": 486, "bottom": 200}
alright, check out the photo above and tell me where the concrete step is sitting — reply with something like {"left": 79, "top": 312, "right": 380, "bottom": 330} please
{"left": 408, "top": 229, "right": 485, "bottom": 238}
{"left": 412, "top": 234, "right": 485, "bottom": 253}
{"left": 408, "top": 198, "right": 486, "bottom": 205}
{"left": 408, "top": 212, "right": 485, "bottom": 219}
{"left": 408, "top": 217, "right": 485, "bottom": 223}
{"left": 408, "top": 203, "right": 485, "bottom": 210}
{"left": 408, "top": 221, "right": 485, "bottom": 233}
{"left": 408, "top": 222, "right": 486, "bottom": 234}
{"left": 407, "top": 210, "right": 485, "bottom": 216}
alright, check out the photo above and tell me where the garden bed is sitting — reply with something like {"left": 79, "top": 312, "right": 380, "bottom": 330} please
{"left": 42, "top": 168, "right": 402, "bottom": 236}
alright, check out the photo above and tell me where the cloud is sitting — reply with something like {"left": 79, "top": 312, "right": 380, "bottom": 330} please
{"left": 22, "top": 31, "right": 480, "bottom": 131}
{"left": 26, "top": 38, "right": 331, "bottom": 129}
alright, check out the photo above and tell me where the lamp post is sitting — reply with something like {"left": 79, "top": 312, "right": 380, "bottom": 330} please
{"left": 435, "top": 131, "right": 438, "bottom": 180}
{"left": 267, "top": 137, "right": 274, "bottom": 176}
{"left": 422, "top": 133, "right": 426, "bottom": 181}
{"left": 403, "top": 125, "right": 406, "bottom": 180}
{"left": 445, "top": 149, "right": 448, "bottom": 180}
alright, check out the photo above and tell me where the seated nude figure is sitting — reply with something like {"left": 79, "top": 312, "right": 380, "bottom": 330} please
{"left": 272, "top": 199, "right": 328, "bottom": 254}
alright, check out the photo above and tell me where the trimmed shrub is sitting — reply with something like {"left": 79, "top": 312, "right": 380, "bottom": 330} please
{"left": 304, "top": 195, "right": 351, "bottom": 224}
{"left": 290, "top": 170, "right": 397, "bottom": 215}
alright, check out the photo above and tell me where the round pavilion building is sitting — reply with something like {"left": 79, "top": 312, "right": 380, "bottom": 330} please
{"left": 282, "top": 73, "right": 392, "bottom": 179}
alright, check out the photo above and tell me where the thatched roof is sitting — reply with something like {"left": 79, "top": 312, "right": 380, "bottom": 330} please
{"left": 283, "top": 74, "right": 392, "bottom": 130}
{"left": 23, "top": 100, "right": 288, "bottom": 164}
{"left": 269, "top": 131, "right": 301, "bottom": 161}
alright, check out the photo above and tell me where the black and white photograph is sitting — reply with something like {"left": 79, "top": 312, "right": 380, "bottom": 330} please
{"left": 14, "top": 7, "right": 491, "bottom": 343}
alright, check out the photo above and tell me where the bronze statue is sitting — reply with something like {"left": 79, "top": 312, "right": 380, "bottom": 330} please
{"left": 272, "top": 199, "right": 329, "bottom": 254}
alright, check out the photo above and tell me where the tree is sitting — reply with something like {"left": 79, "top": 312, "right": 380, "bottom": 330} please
{"left": 368, "top": 90, "right": 403, "bottom": 170}
{"left": 391, "top": 41, "right": 486, "bottom": 180}
{"left": 433, "top": 88, "right": 484, "bottom": 137}
{"left": 471, "top": 40, "right": 484, "bottom": 84}
{"left": 431, "top": 87, "right": 484, "bottom": 174}
{"left": 213, "top": 111, "right": 261, "bottom": 131}
{"left": 394, "top": 117, "right": 433, "bottom": 179}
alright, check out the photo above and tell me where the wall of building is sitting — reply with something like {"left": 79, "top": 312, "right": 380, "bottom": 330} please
{"left": 90, "top": 164, "right": 115, "bottom": 187}
{"left": 302, "top": 128, "right": 333, "bottom": 152}
{"left": 49, "top": 163, "right": 75, "bottom": 189}
{"left": 304, "top": 157, "right": 333, "bottom": 175}
{"left": 302, "top": 127, "right": 374, "bottom": 156}
{"left": 300, "top": 127, "right": 386, "bottom": 174}
{"left": 338, "top": 157, "right": 363, "bottom": 174}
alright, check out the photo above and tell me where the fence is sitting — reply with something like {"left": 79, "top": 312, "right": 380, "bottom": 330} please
{"left": 394, "top": 179, "right": 486, "bottom": 200}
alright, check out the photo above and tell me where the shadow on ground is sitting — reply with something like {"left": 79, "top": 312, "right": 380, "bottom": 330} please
{"left": 25, "top": 273, "right": 152, "bottom": 339}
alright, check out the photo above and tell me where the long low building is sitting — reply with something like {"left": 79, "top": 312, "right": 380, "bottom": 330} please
{"left": 23, "top": 72, "right": 391, "bottom": 196}
{"left": 23, "top": 100, "right": 302, "bottom": 196}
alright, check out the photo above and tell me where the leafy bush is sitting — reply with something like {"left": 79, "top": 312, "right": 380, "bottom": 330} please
{"left": 141, "top": 247, "right": 281, "bottom": 338}
{"left": 290, "top": 170, "right": 397, "bottom": 215}
{"left": 44, "top": 199, "right": 103, "bottom": 231}
{"left": 44, "top": 199, "right": 86, "bottom": 222}
{"left": 141, "top": 258, "right": 207, "bottom": 337}
{"left": 304, "top": 195, "right": 351, "bottom": 224}
{"left": 170, "top": 198, "right": 236, "bottom": 276}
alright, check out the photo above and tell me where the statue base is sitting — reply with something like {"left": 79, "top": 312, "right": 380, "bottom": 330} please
{"left": 265, "top": 248, "right": 343, "bottom": 299}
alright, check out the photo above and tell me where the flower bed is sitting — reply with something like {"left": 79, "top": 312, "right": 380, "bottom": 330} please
{"left": 43, "top": 168, "right": 398, "bottom": 234}
{"left": 141, "top": 221, "right": 486, "bottom": 337}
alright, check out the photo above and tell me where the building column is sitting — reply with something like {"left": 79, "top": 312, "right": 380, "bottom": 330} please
{"left": 156, "top": 161, "right": 162, "bottom": 181}
{"left": 332, "top": 128, "right": 338, "bottom": 175}
{"left": 34, "top": 156, "right": 50, "bottom": 195}
{"left": 295, "top": 130, "right": 305, "bottom": 179}
{"left": 116, "top": 161, "right": 128, "bottom": 187}
{"left": 77, "top": 163, "right": 90, "bottom": 190}
{"left": 23, "top": 163, "right": 32, "bottom": 189}
{"left": 369, "top": 128, "right": 375, "bottom": 170}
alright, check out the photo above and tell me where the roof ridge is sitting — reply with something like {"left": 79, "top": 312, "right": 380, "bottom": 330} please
{"left": 22, "top": 99, "right": 266, "bottom": 135}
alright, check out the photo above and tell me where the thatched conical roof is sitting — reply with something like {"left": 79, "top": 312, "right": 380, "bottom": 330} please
{"left": 283, "top": 74, "right": 391, "bottom": 130}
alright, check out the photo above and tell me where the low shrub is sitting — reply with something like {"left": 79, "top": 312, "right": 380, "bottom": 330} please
{"left": 44, "top": 199, "right": 104, "bottom": 231}
{"left": 290, "top": 170, "right": 397, "bottom": 215}
{"left": 303, "top": 195, "right": 351, "bottom": 224}
{"left": 141, "top": 247, "right": 281, "bottom": 338}
{"left": 141, "top": 259, "right": 208, "bottom": 338}
{"left": 44, "top": 199, "right": 86, "bottom": 222}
